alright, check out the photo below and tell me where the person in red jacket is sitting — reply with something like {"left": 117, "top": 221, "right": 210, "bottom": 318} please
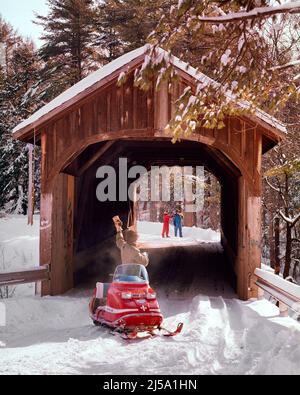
{"left": 162, "top": 211, "right": 171, "bottom": 238}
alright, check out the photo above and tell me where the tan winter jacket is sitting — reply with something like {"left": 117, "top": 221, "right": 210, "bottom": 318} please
{"left": 116, "top": 231, "right": 149, "bottom": 267}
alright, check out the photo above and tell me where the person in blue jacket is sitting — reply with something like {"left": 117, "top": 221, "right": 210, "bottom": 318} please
{"left": 173, "top": 210, "right": 183, "bottom": 237}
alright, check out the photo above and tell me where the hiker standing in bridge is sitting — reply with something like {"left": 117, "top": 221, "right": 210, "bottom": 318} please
{"left": 173, "top": 210, "right": 183, "bottom": 238}
{"left": 162, "top": 210, "right": 171, "bottom": 238}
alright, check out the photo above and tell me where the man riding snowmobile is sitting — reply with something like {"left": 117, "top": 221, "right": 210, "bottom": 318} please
{"left": 90, "top": 216, "right": 149, "bottom": 313}
{"left": 89, "top": 216, "right": 183, "bottom": 339}
{"left": 114, "top": 216, "right": 149, "bottom": 266}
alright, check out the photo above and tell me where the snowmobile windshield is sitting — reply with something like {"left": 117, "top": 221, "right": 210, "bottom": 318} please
{"left": 113, "top": 264, "right": 149, "bottom": 283}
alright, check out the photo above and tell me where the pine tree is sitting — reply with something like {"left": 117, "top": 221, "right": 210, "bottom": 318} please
{"left": 36, "top": 0, "right": 100, "bottom": 86}
{"left": 0, "top": 19, "right": 42, "bottom": 214}
{"left": 98, "top": 0, "right": 175, "bottom": 58}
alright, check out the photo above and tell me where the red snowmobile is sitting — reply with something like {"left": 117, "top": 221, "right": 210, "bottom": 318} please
{"left": 89, "top": 264, "right": 183, "bottom": 340}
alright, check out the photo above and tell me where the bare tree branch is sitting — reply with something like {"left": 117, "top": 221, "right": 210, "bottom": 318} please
{"left": 269, "top": 59, "right": 300, "bottom": 71}
{"left": 278, "top": 210, "right": 300, "bottom": 227}
{"left": 265, "top": 177, "right": 280, "bottom": 193}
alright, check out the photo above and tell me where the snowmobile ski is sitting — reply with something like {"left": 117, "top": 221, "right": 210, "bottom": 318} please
{"left": 159, "top": 322, "right": 184, "bottom": 337}
{"left": 116, "top": 323, "right": 184, "bottom": 341}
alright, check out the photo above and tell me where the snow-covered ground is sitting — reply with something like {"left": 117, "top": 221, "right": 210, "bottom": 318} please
{"left": 137, "top": 221, "right": 220, "bottom": 248}
{"left": 0, "top": 215, "right": 39, "bottom": 296}
{"left": 1, "top": 215, "right": 300, "bottom": 375}
{"left": 0, "top": 291, "right": 300, "bottom": 375}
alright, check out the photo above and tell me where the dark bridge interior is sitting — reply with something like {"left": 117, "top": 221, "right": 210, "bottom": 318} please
{"left": 64, "top": 139, "right": 240, "bottom": 294}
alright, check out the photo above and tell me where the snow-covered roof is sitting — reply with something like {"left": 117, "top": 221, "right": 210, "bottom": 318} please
{"left": 13, "top": 45, "right": 287, "bottom": 136}
{"left": 13, "top": 46, "right": 146, "bottom": 135}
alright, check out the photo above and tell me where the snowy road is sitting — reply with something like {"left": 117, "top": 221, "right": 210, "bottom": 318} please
{"left": 0, "top": 216, "right": 300, "bottom": 375}
{"left": 1, "top": 291, "right": 300, "bottom": 375}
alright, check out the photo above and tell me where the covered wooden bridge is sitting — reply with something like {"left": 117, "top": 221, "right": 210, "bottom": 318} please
{"left": 13, "top": 46, "right": 286, "bottom": 300}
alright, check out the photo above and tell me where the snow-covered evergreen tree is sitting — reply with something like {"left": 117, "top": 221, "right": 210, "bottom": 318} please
{"left": 36, "top": 0, "right": 101, "bottom": 86}
{"left": 0, "top": 19, "right": 41, "bottom": 214}
{"left": 97, "top": 0, "right": 176, "bottom": 57}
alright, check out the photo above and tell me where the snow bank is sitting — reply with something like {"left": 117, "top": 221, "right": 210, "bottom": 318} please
{"left": 0, "top": 215, "right": 39, "bottom": 296}
{"left": 256, "top": 268, "right": 300, "bottom": 300}
{"left": 261, "top": 263, "right": 275, "bottom": 273}
{"left": 0, "top": 292, "right": 299, "bottom": 375}
{"left": 0, "top": 217, "right": 299, "bottom": 375}
{"left": 255, "top": 268, "right": 300, "bottom": 315}
{"left": 137, "top": 221, "right": 220, "bottom": 247}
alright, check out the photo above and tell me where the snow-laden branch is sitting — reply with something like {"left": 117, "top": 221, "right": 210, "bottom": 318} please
{"left": 265, "top": 177, "right": 281, "bottom": 193}
{"left": 269, "top": 59, "right": 300, "bottom": 71}
{"left": 279, "top": 210, "right": 300, "bottom": 227}
{"left": 196, "top": 2, "right": 300, "bottom": 24}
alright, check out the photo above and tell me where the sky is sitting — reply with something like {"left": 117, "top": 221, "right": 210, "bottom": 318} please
{"left": 0, "top": 0, "right": 49, "bottom": 47}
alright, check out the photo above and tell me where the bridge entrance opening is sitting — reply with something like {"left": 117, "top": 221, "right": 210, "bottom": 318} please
{"left": 66, "top": 139, "right": 239, "bottom": 297}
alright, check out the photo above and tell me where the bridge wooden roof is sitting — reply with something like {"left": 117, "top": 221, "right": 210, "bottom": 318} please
{"left": 13, "top": 45, "right": 286, "bottom": 147}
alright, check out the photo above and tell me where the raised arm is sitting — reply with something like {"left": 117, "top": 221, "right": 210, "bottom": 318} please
{"left": 116, "top": 230, "right": 126, "bottom": 250}
{"left": 113, "top": 216, "right": 125, "bottom": 250}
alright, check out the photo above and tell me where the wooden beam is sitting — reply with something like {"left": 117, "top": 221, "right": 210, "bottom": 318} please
{"left": 77, "top": 141, "right": 115, "bottom": 177}
{"left": 0, "top": 265, "right": 50, "bottom": 287}
{"left": 203, "top": 145, "right": 241, "bottom": 179}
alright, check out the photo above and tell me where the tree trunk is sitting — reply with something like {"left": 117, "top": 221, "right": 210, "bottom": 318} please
{"left": 150, "top": 201, "right": 157, "bottom": 222}
{"left": 283, "top": 173, "right": 292, "bottom": 278}
{"left": 269, "top": 213, "right": 275, "bottom": 268}
{"left": 274, "top": 217, "right": 280, "bottom": 274}
{"left": 283, "top": 224, "right": 292, "bottom": 278}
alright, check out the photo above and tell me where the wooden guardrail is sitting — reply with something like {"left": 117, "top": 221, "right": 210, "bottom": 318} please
{"left": 0, "top": 265, "right": 50, "bottom": 287}
{"left": 255, "top": 268, "right": 300, "bottom": 315}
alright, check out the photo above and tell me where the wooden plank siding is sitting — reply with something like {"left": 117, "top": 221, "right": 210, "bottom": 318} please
{"left": 41, "top": 73, "right": 262, "bottom": 191}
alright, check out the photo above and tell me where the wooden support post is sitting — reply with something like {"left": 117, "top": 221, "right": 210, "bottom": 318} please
{"left": 38, "top": 131, "right": 52, "bottom": 296}
{"left": 237, "top": 177, "right": 261, "bottom": 300}
{"left": 237, "top": 177, "right": 246, "bottom": 299}
{"left": 154, "top": 81, "right": 169, "bottom": 131}
{"left": 238, "top": 184, "right": 262, "bottom": 299}
{"left": 27, "top": 144, "right": 34, "bottom": 226}
{"left": 236, "top": 129, "right": 263, "bottom": 300}
{"left": 50, "top": 173, "right": 75, "bottom": 295}
{"left": 247, "top": 194, "right": 261, "bottom": 299}
{"left": 39, "top": 132, "right": 75, "bottom": 296}
{"left": 38, "top": 189, "right": 53, "bottom": 296}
